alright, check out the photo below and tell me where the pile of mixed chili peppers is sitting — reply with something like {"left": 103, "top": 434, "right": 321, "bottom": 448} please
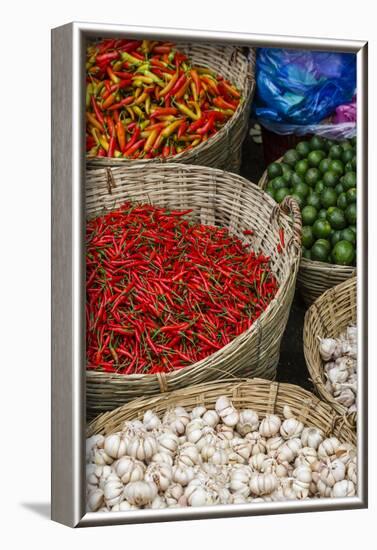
{"left": 86, "top": 202, "right": 278, "bottom": 374}
{"left": 86, "top": 39, "right": 242, "bottom": 159}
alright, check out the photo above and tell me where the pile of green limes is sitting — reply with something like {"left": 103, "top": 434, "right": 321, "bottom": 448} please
{"left": 265, "top": 135, "right": 357, "bottom": 266}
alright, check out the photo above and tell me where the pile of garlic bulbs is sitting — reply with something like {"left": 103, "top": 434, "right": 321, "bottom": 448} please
{"left": 86, "top": 397, "right": 357, "bottom": 512}
{"left": 319, "top": 324, "right": 357, "bottom": 413}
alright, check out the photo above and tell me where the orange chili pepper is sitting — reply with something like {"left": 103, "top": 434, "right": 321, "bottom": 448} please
{"left": 102, "top": 93, "right": 117, "bottom": 110}
{"left": 116, "top": 121, "right": 126, "bottom": 152}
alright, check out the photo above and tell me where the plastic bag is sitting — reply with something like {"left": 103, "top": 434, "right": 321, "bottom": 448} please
{"left": 258, "top": 119, "right": 356, "bottom": 140}
{"left": 254, "top": 48, "right": 356, "bottom": 137}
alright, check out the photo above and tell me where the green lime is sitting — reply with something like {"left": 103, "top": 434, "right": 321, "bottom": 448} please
{"left": 345, "top": 203, "right": 357, "bottom": 225}
{"left": 313, "top": 219, "right": 332, "bottom": 239}
{"left": 335, "top": 183, "right": 345, "bottom": 195}
{"left": 306, "top": 192, "right": 322, "bottom": 210}
{"left": 272, "top": 176, "right": 287, "bottom": 190}
{"left": 295, "top": 159, "right": 309, "bottom": 176}
{"left": 314, "top": 238, "right": 331, "bottom": 254}
{"left": 311, "top": 241, "right": 330, "bottom": 262}
{"left": 315, "top": 181, "right": 325, "bottom": 194}
{"left": 296, "top": 141, "right": 311, "bottom": 158}
{"left": 351, "top": 137, "right": 357, "bottom": 147}
{"left": 302, "top": 226, "right": 314, "bottom": 249}
{"left": 284, "top": 149, "right": 301, "bottom": 167}
{"left": 344, "top": 161, "right": 354, "bottom": 173}
{"left": 340, "top": 140, "right": 353, "bottom": 152}
{"left": 319, "top": 158, "right": 332, "bottom": 174}
{"left": 337, "top": 192, "right": 348, "bottom": 210}
{"left": 293, "top": 181, "right": 310, "bottom": 198}
{"left": 323, "top": 171, "right": 339, "bottom": 187}
{"left": 267, "top": 162, "right": 283, "bottom": 179}
{"left": 275, "top": 187, "right": 290, "bottom": 203}
{"left": 340, "top": 228, "right": 356, "bottom": 245}
{"left": 331, "top": 230, "right": 342, "bottom": 247}
{"left": 321, "top": 188, "right": 337, "bottom": 208}
{"left": 308, "top": 150, "right": 326, "bottom": 167}
{"left": 343, "top": 171, "right": 357, "bottom": 190}
{"left": 332, "top": 240, "right": 355, "bottom": 266}
{"left": 310, "top": 136, "right": 326, "bottom": 151}
{"left": 291, "top": 173, "right": 304, "bottom": 187}
{"left": 329, "top": 144, "right": 343, "bottom": 159}
{"left": 290, "top": 193, "right": 306, "bottom": 208}
{"left": 302, "top": 248, "right": 312, "bottom": 260}
{"left": 342, "top": 149, "right": 354, "bottom": 163}
{"left": 281, "top": 164, "right": 293, "bottom": 184}
{"left": 327, "top": 207, "right": 347, "bottom": 230}
{"left": 266, "top": 188, "right": 275, "bottom": 200}
{"left": 351, "top": 157, "right": 357, "bottom": 170}
{"left": 329, "top": 159, "right": 344, "bottom": 176}
{"left": 346, "top": 188, "right": 357, "bottom": 204}
{"left": 305, "top": 168, "right": 321, "bottom": 186}
{"left": 318, "top": 209, "right": 328, "bottom": 220}
{"left": 349, "top": 224, "right": 357, "bottom": 235}
{"left": 302, "top": 205, "right": 318, "bottom": 226}
{"left": 324, "top": 139, "right": 334, "bottom": 151}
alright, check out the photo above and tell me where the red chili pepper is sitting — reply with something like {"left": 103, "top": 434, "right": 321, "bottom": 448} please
{"left": 96, "top": 51, "right": 119, "bottom": 64}
{"left": 90, "top": 96, "right": 105, "bottom": 126}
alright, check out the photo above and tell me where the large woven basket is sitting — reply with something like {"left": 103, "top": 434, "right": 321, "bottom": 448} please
{"left": 303, "top": 277, "right": 357, "bottom": 427}
{"left": 259, "top": 159, "right": 356, "bottom": 306}
{"left": 87, "top": 378, "right": 356, "bottom": 447}
{"left": 87, "top": 44, "right": 255, "bottom": 174}
{"left": 86, "top": 163, "right": 302, "bottom": 418}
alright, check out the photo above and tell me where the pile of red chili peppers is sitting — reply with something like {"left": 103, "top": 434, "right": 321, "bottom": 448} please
{"left": 86, "top": 202, "right": 278, "bottom": 375}
{"left": 86, "top": 39, "right": 241, "bottom": 159}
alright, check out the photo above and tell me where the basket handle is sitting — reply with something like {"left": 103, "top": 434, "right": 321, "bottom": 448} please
{"left": 278, "top": 195, "right": 302, "bottom": 252}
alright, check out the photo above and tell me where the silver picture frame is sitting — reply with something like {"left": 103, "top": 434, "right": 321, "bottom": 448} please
{"left": 51, "top": 21, "right": 368, "bottom": 528}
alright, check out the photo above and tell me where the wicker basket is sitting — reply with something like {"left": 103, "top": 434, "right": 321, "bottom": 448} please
{"left": 259, "top": 159, "right": 356, "bottom": 306}
{"left": 303, "top": 277, "right": 357, "bottom": 427}
{"left": 87, "top": 44, "right": 255, "bottom": 174}
{"left": 86, "top": 163, "right": 302, "bottom": 418}
{"left": 87, "top": 378, "right": 356, "bottom": 446}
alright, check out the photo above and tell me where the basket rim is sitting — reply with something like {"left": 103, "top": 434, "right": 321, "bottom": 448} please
{"left": 86, "top": 377, "right": 356, "bottom": 446}
{"left": 87, "top": 46, "right": 255, "bottom": 166}
{"left": 303, "top": 276, "right": 357, "bottom": 423}
{"left": 86, "top": 166, "right": 301, "bottom": 383}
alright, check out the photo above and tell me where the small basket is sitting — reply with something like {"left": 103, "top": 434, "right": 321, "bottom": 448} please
{"left": 87, "top": 44, "right": 255, "bottom": 174}
{"left": 87, "top": 378, "right": 356, "bottom": 447}
{"left": 86, "top": 163, "right": 302, "bottom": 418}
{"left": 303, "top": 277, "right": 357, "bottom": 428}
{"left": 258, "top": 158, "right": 356, "bottom": 306}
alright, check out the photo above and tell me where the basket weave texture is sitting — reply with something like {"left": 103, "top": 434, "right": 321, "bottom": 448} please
{"left": 303, "top": 277, "right": 357, "bottom": 427}
{"left": 86, "top": 163, "right": 302, "bottom": 417}
{"left": 87, "top": 44, "right": 255, "bottom": 174}
{"left": 258, "top": 158, "right": 356, "bottom": 306}
{"left": 87, "top": 378, "right": 356, "bottom": 447}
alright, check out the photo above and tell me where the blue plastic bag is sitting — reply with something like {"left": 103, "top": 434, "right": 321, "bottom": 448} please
{"left": 254, "top": 48, "right": 356, "bottom": 134}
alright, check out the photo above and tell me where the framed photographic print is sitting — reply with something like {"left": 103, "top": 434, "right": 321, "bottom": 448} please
{"left": 51, "top": 21, "right": 368, "bottom": 528}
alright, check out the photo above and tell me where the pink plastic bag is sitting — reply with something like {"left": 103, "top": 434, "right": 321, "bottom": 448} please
{"left": 332, "top": 96, "right": 357, "bottom": 124}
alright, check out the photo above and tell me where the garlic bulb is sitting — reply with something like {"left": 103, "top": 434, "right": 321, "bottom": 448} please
{"left": 259, "top": 415, "right": 281, "bottom": 438}
{"left": 151, "top": 495, "right": 167, "bottom": 509}
{"left": 202, "top": 410, "right": 220, "bottom": 428}
{"left": 127, "top": 434, "right": 158, "bottom": 462}
{"left": 86, "top": 434, "right": 105, "bottom": 461}
{"left": 335, "top": 443, "right": 357, "bottom": 465}
{"left": 236, "top": 410, "right": 259, "bottom": 436}
{"left": 111, "top": 500, "right": 139, "bottom": 511}
{"left": 186, "top": 419, "right": 206, "bottom": 445}
{"left": 320, "top": 459, "right": 346, "bottom": 487}
{"left": 246, "top": 432, "right": 267, "bottom": 455}
{"left": 347, "top": 458, "right": 357, "bottom": 484}
{"left": 215, "top": 396, "right": 239, "bottom": 427}
{"left": 249, "top": 452, "right": 268, "bottom": 472}
{"left": 249, "top": 473, "right": 278, "bottom": 496}
{"left": 145, "top": 462, "right": 172, "bottom": 492}
{"left": 143, "top": 410, "right": 161, "bottom": 431}
{"left": 292, "top": 464, "right": 312, "bottom": 499}
{"left": 93, "top": 448, "right": 113, "bottom": 466}
{"left": 229, "top": 465, "right": 251, "bottom": 497}
{"left": 280, "top": 408, "right": 304, "bottom": 439}
{"left": 152, "top": 451, "right": 174, "bottom": 466}
{"left": 209, "top": 448, "right": 228, "bottom": 465}
{"left": 163, "top": 407, "right": 190, "bottom": 435}
{"left": 301, "top": 427, "right": 323, "bottom": 450}
{"left": 98, "top": 465, "right": 114, "bottom": 490}
{"left": 332, "top": 480, "right": 356, "bottom": 497}
{"left": 317, "top": 479, "right": 332, "bottom": 497}
{"left": 115, "top": 456, "right": 145, "bottom": 484}
{"left": 177, "top": 443, "right": 202, "bottom": 467}
{"left": 87, "top": 488, "right": 104, "bottom": 512}
{"left": 294, "top": 447, "right": 318, "bottom": 468}
{"left": 191, "top": 405, "right": 207, "bottom": 419}
{"left": 265, "top": 436, "right": 284, "bottom": 455}
{"left": 172, "top": 464, "right": 195, "bottom": 486}
{"left": 318, "top": 437, "right": 341, "bottom": 460}
{"left": 185, "top": 482, "right": 217, "bottom": 507}
{"left": 104, "top": 477, "right": 124, "bottom": 507}
{"left": 124, "top": 480, "right": 158, "bottom": 507}
{"left": 319, "top": 338, "right": 337, "bottom": 361}
{"left": 230, "top": 437, "right": 252, "bottom": 462}
{"left": 158, "top": 431, "right": 180, "bottom": 456}
{"left": 277, "top": 438, "right": 302, "bottom": 463}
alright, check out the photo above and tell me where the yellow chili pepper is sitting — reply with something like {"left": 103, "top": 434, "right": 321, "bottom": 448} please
{"left": 121, "top": 52, "right": 144, "bottom": 65}
{"left": 145, "top": 95, "right": 151, "bottom": 115}
{"left": 98, "top": 135, "right": 109, "bottom": 152}
{"left": 132, "top": 105, "right": 144, "bottom": 118}
{"left": 134, "top": 92, "right": 148, "bottom": 106}
{"left": 176, "top": 102, "right": 199, "bottom": 120}
{"left": 162, "top": 120, "right": 182, "bottom": 138}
